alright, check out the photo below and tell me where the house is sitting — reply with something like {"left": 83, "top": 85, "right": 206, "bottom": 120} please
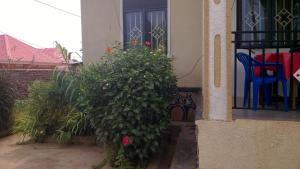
{"left": 0, "top": 34, "right": 65, "bottom": 69}
{"left": 81, "top": 0, "right": 300, "bottom": 168}
{"left": 0, "top": 34, "right": 66, "bottom": 98}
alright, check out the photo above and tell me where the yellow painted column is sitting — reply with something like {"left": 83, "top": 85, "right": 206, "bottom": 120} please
{"left": 202, "top": 0, "right": 232, "bottom": 121}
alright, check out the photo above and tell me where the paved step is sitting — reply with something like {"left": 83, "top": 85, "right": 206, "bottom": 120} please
{"left": 170, "top": 122, "right": 198, "bottom": 169}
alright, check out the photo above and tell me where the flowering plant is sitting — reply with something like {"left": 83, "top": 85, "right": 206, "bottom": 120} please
{"left": 84, "top": 44, "right": 177, "bottom": 168}
{"left": 144, "top": 41, "right": 151, "bottom": 46}
{"left": 122, "top": 136, "right": 130, "bottom": 147}
{"left": 105, "top": 47, "right": 113, "bottom": 54}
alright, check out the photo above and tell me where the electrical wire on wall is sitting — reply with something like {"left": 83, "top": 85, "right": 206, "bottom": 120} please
{"left": 177, "top": 56, "right": 201, "bottom": 79}
{"left": 110, "top": 1, "right": 201, "bottom": 81}
{"left": 178, "top": 0, "right": 236, "bottom": 80}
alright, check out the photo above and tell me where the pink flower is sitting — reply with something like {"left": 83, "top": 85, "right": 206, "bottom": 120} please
{"left": 122, "top": 136, "right": 130, "bottom": 147}
{"left": 145, "top": 41, "right": 151, "bottom": 46}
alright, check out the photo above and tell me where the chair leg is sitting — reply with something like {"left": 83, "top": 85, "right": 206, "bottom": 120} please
{"left": 243, "top": 80, "right": 249, "bottom": 107}
{"left": 292, "top": 79, "right": 297, "bottom": 110}
{"left": 281, "top": 80, "right": 288, "bottom": 112}
{"left": 253, "top": 83, "right": 260, "bottom": 111}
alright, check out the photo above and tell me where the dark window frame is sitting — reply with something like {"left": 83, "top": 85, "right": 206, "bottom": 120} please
{"left": 236, "top": 0, "right": 300, "bottom": 48}
{"left": 123, "top": 0, "right": 168, "bottom": 51}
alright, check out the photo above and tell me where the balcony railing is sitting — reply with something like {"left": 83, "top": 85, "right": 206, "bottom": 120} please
{"left": 232, "top": 30, "right": 300, "bottom": 111}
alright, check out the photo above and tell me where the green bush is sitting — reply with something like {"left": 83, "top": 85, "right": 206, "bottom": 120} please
{"left": 82, "top": 46, "right": 177, "bottom": 168}
{"left": 0, "top": 72, "right": 15, "bottom": 133}
{"left": 13, "top": 72, "right": 93, "bottom": 143}
{"left": 13, "top": 82, "right": 51, "bottom": 141}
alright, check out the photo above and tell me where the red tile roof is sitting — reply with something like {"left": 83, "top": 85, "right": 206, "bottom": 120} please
{"left": 0, "top": 34, "right": 65, "bottom": 65}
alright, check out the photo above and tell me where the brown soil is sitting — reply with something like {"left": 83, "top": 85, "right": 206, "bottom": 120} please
{"left": 0, "top": 135, "right": 107, "bottom": 169}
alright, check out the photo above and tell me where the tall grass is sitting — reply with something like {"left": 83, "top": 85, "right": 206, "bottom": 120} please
{"left": 13, "top": 72, "right": 93, "bottom": 143}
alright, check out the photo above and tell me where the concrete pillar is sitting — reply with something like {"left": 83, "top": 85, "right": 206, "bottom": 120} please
{"left": 202, "top": 0, "right": 232, "bottom": 121}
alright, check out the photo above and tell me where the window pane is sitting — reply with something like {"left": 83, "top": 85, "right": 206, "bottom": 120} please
{"left": 241, "top": 0, "right": 271, "bottom": 42}
{"left": 146, "top": 10, "right": 167, "bottom": 51}
{"left": 294, "top": 1, "right": 300, "bottom": 43}
{"left": 294, "top": 1, "right": 300, "bottom": 29}
{"left": 125, "top": 12, "right": 144, "bottom": 45}
{"left": 123, "top": 0, "right": 168, "bottom": 51}
{"left": 239, "top": 0, "right": 300, "bottom": 47}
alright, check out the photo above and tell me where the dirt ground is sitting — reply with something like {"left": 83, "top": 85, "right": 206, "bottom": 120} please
{"left": 0, "top": 124, "right": 188, "bottom": 169}
{"left": 0, "top": 135, "right": 107, "bottom": 169}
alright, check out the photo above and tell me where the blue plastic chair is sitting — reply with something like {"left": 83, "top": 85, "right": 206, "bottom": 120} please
{"left": 236, "top": 53, "right": 288, "bottom": 111}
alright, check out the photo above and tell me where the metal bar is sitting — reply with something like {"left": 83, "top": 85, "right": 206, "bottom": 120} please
{"left": 232, "top": 30, "right": 300, "bottom": 111}
{"left": 290, "top": 45, "right": 294, "bottom": 110}
{"left": 262, "top": 42, "right": 266, "bottom": 109}
{"left": 233, "top": 107, "right": 287, "bottom": 111}
{"left": 232, "top": 47, "right": 299, "bottom": 50}
{"left": 234, "top": 33, "right": 238, "bottom": 108}
{"left": 275, "top": 41, "right": 280, "bottom": 109}
{"left": 232, "top": 30, "right": 300, "bottom": 34}
{"left": 248, "top": 44, "right": 252, "bottom": 109}
{"left": 232, "top": 40, "right": 300, "bottom": 42}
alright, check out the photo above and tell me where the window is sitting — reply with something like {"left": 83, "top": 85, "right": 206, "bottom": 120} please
{"left": 237, "top": 0, "right": 300, "bottom": 47}
{"left": 123, "top": 0, "right": 168, "bottom": 51}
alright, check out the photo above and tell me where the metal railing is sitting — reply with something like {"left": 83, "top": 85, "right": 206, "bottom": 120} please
{"left": 233, "top": 30, "right": 300, "bottom": 111}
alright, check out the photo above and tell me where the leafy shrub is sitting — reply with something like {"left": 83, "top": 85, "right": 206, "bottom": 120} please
{"left": 13, "top": 81, "right": 55, "bottom": 141}
{"left": 13, "top": 72, "right": 92, "bottom": 143}
{"left": 82, "top": 45, "right": 177, "bottom": 168}
{"left": 0, "top": 72, "right": 15, "bottom": 133}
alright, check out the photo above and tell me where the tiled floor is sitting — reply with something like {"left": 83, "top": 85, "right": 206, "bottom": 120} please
{"left": 233, "top": 109, "right": 300, "bottom": 122}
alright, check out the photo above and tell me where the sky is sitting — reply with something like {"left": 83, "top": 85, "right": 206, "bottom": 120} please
{"left": 0, "top": 0, "right": 82, "bottom": 60}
